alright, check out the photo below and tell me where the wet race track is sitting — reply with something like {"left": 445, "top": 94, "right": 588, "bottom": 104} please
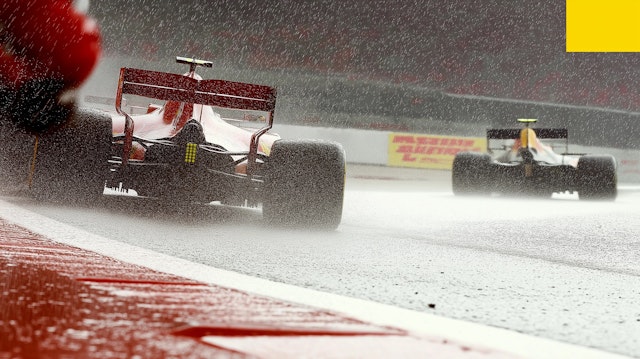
{"left": 2, "top": 164, "right": 640, "bottom": 358}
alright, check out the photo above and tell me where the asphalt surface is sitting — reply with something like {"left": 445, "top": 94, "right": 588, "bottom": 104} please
{"left": 2, "top": 165, "right": 640, "bottom": 358}
{"left": 6, "top": 219, "right": 487, "bottom": 359}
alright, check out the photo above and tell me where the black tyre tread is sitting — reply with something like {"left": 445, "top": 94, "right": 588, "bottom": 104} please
{"left": 577, "top": 155, "right": 617, "bottom": 201}
{"left": 451, "top": 152, "right": 492, "bottom": 195}
{"left": 30, "top": 108, "right": 112, "bottom": 202}
{"left": 263, "top": 139, "right": 345, "bottom": 230}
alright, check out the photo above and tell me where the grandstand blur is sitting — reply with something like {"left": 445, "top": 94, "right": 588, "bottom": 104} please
{"left": 92, "top": 1, "right": 640, "bottom": 111}
{"left": 88, "top": 1, "right": 640, "bottom": 149}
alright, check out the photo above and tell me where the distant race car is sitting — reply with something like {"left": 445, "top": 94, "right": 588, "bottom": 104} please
{"left": 0, "top": 57, "right": 345, "bottom": 229}
{"left": 451, "top": 119, "right": 617, "bottom": 200}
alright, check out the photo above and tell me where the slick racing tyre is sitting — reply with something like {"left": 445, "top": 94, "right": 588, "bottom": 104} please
{"left": 30, "top": 108, "right": 112, "bottom": 202}
{"left": 577, "top": 155, "right": 617, "bottom": 201}
{"left": 451, "top": 152, "right": 492, "bottom": 195}
{"left": 263, "top": 139, "right": 345, "bottom": 230}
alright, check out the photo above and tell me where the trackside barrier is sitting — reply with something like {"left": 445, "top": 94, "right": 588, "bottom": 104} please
{"left": 271, "top": 124, "right": 388, "bottom": 165}
{"left": 271, "top": 124, "right": 640, "bottom": 183}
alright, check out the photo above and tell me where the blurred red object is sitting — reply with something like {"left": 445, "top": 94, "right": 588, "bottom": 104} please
{"left": 0, "top": 0, "right": 101, "bottom": 90}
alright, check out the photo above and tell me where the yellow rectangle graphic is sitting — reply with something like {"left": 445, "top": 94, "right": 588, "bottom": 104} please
{"left": 388, "top": 133, "right": 486, "bottom": 170}
{"left": 566, "top": 0, "right": 640, "bottom": 52}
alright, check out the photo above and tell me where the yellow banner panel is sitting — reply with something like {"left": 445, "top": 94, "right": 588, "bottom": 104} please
{"left": 388, "top": 133, "right": 486, "bottom": 170}
{"left": 566, "top": 0, "right": 640, "bottom": 52}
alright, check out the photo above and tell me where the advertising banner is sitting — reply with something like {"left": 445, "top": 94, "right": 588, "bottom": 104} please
{"left": 388, "top": 133, "right": 486, "bottom": 170}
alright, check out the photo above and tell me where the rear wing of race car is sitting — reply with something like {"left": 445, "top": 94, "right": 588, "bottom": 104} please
{"left": 114, "top": 66, "right": 277, "bottom": 167}
{"left": 486, "top": 128, "right": 569, "bottom": 153}
{"left": 486, "top": 128, "right": 568, "bottom": 140}
{"left": 116, "top": 68, "right": 277, "bottom": 114}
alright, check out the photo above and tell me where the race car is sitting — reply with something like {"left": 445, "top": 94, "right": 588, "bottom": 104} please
{"left": 451, "top": 119, "right": 617, "bottom": 200}
{"left": 0, "top": 57, "right": 345, "bottom": 229}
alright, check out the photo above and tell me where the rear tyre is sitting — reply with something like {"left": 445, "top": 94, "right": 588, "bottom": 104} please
{"left": 451, "top": 152, "right": 492, "bottom": 195}
{"left": 577, "top": 155, "right": 617, "bottom": 201}
{"left": 263, "top": 139, "right": 345, "bottom": 230}
{"left": 30, "top": 108, "right": 112, "bottom": 203}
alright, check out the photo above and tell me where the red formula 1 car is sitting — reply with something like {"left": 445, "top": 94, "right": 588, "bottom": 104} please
{"left": 451, "top": 119, "right": 617, "bottom": 200}
{"left": 0, "top": 57, "right": 345, "bottom": 229}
